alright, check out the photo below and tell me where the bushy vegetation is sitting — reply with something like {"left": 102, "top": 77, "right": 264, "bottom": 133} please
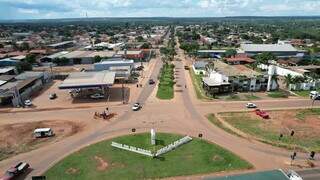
{"left": 157, "top": 64, "right": 175, "bottom": 99}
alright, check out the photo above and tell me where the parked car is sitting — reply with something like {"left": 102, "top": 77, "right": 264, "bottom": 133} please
{"left": 90, "top": 93, "right": 105, "bottom": 99}
{"left": 255, "top": 109, "right": 269, "bottom": 119}
{"left": 49, "top": 93, "right": 57, "bottom": 100}
{"left": 310, "top": 91, "right": 319, "bottom": 99}
{"left": 0, "top": 162, "right": 30, "bottom": 180}
{"left": 132, "top": 103, "right": 142, "bottom": 111}
{"left": 286, "top": 170, "right": 303, "bottom": 180}
{"left": 313, "top": 95, "right": 320, "bottom": 100}
{"left": 34, "top": 128, "right": 55, "bottom": 138}
{"left": 24, "top": 100, "right": 32, "bottom": 107}
{"left": 149, "top": 79, "right": 155, "bottom": 85}
{"left": 246, "top": 103, "right": 257, "bottom": 108}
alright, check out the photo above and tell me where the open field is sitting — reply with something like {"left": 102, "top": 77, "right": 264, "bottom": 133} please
{"left": 215, "top": 108, "right": 320, "bottom": 152}
{"left": 0, "top": 120, "right": 82, "bottom": 161}
{"left": 45, "top": 133, "right": 252, "bottom": 180}
{"left": 157, "top": 64, "right": 175, "bottom": 99}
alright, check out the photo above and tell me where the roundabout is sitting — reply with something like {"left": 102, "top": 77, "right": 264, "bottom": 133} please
{"left": 44, "top": 133, "right": 252, "bottom": 180}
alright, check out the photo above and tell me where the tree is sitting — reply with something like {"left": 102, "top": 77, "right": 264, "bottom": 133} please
{"left": 141, "top": 42, "right": 151, "bottom": 49}
{"left": 254, "top": 52, "right": 276, "bottom": 64}
{"left": 136, "top": 36, "right": 144, "bottom": 42}
{"left": 94, "top": 55, "right": 102, "bottom": 63}
{"left": 223, "top": 49, "right": 237, "bottom": 58}
{"left": 16, "top": 61, "right": 32, "bottom": 73}
{"left": 205, "top": 62, "right": 215, "bottom": 74}
{"left": 19, "top": 42, "right": 30, "bottom": 51}
{"left": 25, "top": 54, "right": 37, "bottom": 64}
{"left": 284, "top": 74, "right": 293, "bottom": 88}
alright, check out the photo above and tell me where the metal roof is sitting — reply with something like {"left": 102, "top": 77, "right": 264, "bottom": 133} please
{"left": 0, "top": 80, "right": 6, "bottom": 86}
{"left": 0, "top": 67, "right": 15, "bottom": 74}
{"left": 15, "top": 71, "right": 44, "bottom": 80}
{"left": 198, "top": 50, "right": 226, "bottom": 53}
{"left": 46, "top": 51, "right": 70, "bottom": 59}
{"left": 48, "top": 41, "right": 73, "bottom": 47}
{"left": 202, "top": 77, "right": 230, "bottom": 86}
{"left": 241, "top": 44, "right": 298, "bottom": 52}
{"left": 59, "top": 71, "right": 115, "bottom": 89}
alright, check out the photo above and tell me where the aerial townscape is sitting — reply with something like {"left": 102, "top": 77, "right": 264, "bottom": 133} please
{"left": 1, "top": 1, "right": 320, "bottom": 180}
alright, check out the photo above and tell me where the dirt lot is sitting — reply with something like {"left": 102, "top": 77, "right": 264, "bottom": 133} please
{"left": 0, "top": 120, "right": 82, "bottom": 161}
{"left": 219, "top": 108, "right": 320, "bottom": 151}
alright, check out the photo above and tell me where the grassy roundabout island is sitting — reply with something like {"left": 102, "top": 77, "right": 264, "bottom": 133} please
{"left": 45, "top": 133, "right": 252, "bottom": 179}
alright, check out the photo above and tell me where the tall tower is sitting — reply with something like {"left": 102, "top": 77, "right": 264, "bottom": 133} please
{"left": 267, "top": 65, "right": 276, "bottom": 91}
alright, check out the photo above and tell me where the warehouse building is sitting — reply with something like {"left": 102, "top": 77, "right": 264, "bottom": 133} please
{"left": 239, "top": 44, "right": 299, "bottom": 57}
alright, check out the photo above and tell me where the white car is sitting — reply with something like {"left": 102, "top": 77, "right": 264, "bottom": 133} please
{"left": 310, "top": 91, "right": 319, "bottom": 99}
{"left": 90, "top": 93, "right": 105, "bottom": 99}
{"left": 286, "top": 170, "right": 303, "bottom": 180}
{"left": 246, "top": 103, "right": 257, "bottom": 108}
{"left": 132, "top": 103, "right": 142, "bottom": 111}
{"left": 24, "top": 100, "right": 32, "bottom": 106}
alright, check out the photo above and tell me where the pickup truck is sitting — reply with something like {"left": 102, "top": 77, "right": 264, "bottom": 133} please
{"left": 255, "top": 109, "right": 270, "bottom": 119}
{"left": 0, "top": 162, "right": 30, "bottom": 180}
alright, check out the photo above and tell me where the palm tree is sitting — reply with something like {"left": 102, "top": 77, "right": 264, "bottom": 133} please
{"left": 284, "top": 74, "right": 293, "bottom": 88}
{"left": 205, "top": 62, "right": 215, "bottom": 75}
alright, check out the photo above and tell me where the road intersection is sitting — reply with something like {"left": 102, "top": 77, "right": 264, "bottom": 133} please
{"left": 0, "top": 47, "right": 320, "bottom": 179}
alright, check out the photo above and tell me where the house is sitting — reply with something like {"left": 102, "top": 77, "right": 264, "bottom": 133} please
{"left": 239, "top": 44, "right": 300, "bottom": 57}
{"left": 116, "top": 50, "right": 144, "bottom": 60}
{"left": 202, "top": 61, "right": 275, "bottom": 95}
{"left": 225, "top": 54, "right": 255, "bottom": 65}
{"left": 202, "top": 71, "right": 232, "bottom": 95}
{"left": 0, "top": 71, "right": 50, "bottom": 106}
{"left": 41, "top": 51, "right": 116, "bottom": 65}
{"left": 94, "top": 59, "right": 134, "bottom": 80}
{"left": 0, "top": 59, "right": 20, "bottom": 67}
{"left": 0, "top": 67, "right": 17, "bottom": 76}
{"left": 192, "top": 61, "right": 208, "bottom": 75}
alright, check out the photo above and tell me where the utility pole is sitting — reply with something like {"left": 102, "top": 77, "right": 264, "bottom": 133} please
{"left": 122, "top": 79, "right": 125, "bottom": 104}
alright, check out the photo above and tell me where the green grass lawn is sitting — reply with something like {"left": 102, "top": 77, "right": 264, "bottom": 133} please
{"left": 267, "top": 90, "right": 289, "bottom": 98}
{"left": 45, "top": 133, "right": 252, "bottom": 180}
{"left": 157, "top": 64, "right": 175, "bottom": 99}
{"left": 189, "top": 69, "right": 214, "bottom": 100}
{"left": 294, "top": 90, "right": 311, "bottom": 97}
{"left": 219, "top": 110, "right": 320, "bottom": 152}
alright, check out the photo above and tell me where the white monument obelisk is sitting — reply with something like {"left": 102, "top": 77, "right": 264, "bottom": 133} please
{"left": 151, "top": 129, "right": 156, "bottom": 145}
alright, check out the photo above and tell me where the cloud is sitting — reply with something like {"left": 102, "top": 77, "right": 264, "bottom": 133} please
{"left": 0, "top": 0, "right": 320, "bottom": 19}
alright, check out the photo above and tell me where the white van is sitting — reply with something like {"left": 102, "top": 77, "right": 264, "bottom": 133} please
{"left": 310, "top": 91, "right": 319, "bottom": 99}
{"left": 33, "top": 128, "right": 54, "bottom": 138}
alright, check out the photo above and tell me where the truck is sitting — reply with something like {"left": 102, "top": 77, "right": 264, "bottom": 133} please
{"left": 0, "top": 162, "right": 30, "bottom": 180}
{"left": 255, "top": 109, "right": 270, "bottom": 119}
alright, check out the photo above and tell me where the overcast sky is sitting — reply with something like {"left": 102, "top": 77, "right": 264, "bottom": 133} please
{"left": 1, "top": 0, "right": 320, "bottom": 19}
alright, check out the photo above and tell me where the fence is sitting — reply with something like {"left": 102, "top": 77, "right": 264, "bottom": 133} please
{"left": 155, "top": 136, "right": 192, "bottom": 157}
{"left": 111, "top": 142, "right": 154, "bottom": 157}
